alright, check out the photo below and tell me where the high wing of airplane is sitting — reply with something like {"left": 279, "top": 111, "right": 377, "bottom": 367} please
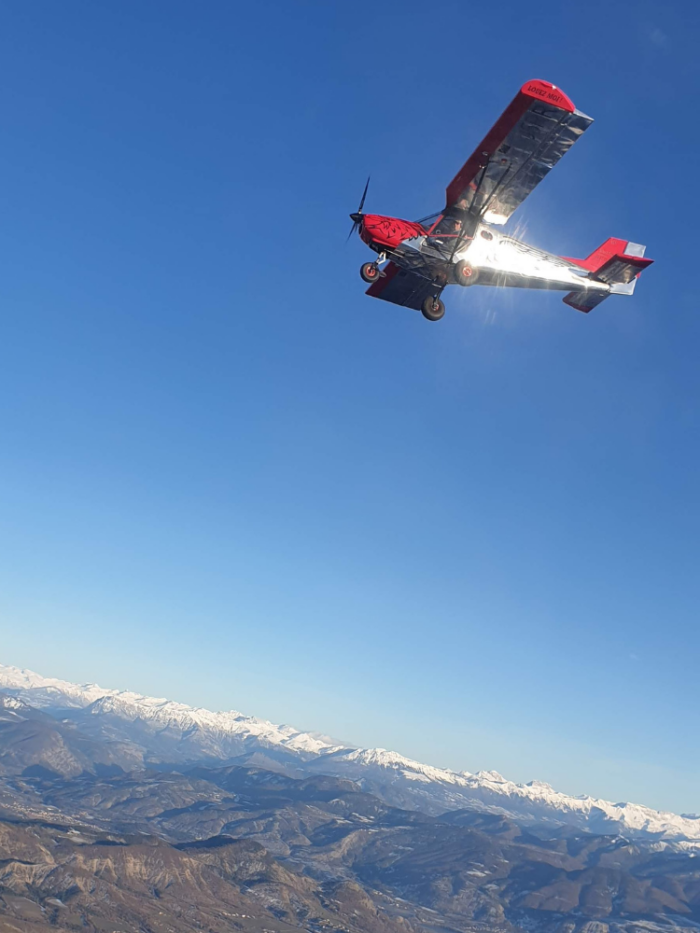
{"left": 348, "top": 80, "right": 653, "bottom": 322}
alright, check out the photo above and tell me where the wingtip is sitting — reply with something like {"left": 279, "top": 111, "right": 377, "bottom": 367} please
{"left": 520, "top": 80, "right": 575, "bottom": 113}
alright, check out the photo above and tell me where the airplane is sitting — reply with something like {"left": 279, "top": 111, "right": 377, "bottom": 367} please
{"left": 348, "top": 80, "right": 652, "bottom": 322}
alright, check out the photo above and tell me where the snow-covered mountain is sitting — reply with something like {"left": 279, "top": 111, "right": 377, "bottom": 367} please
{"left": 0, "top": 664, "right": 342, "bottom": 765}
{"left": 308, "top": 747, "right": 700, "bottom": 840}
{"left": 1, "top": 663, "right": 698, "bottom": 843}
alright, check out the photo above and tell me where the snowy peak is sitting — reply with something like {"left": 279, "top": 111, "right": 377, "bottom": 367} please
{"left": 84, "top": 693, "right": 341, "bottom": 756}
{"left": 0, "top": 664, "right": 118, "bottom": 708}
{"left": 1, "top": 662, "right": 698, "bottom": 843}
{"left": 0, "top": 664, "right": 342, "bottom": 760}
{"left": 319, "top": 747, "right": 478, "bottom": 786}
{"left": 474, "top": 770, "right": 507, "bottom": 783}
{"left": 313, "top": 745, "right": 700, "bottom": 842}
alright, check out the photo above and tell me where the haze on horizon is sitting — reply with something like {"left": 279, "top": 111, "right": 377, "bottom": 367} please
{"left": 0, "top": 0, "right": 698, "bottom": 818}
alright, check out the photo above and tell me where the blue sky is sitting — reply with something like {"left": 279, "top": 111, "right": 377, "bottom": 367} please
{"left": 0, "top": 1, "right": 698, "bottom": 815}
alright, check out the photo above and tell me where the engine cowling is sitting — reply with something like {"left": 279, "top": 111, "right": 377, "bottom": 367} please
{"left": 360, "top": 214, "right": 426, "bottom": 250}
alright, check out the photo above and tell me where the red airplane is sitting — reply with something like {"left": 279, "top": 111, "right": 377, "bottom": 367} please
{"left": 349, "top": 80, "right": 652, "bottom": 322}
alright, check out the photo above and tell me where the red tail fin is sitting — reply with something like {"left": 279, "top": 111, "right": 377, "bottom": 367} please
{"left": 569, "top": 237, "right": 629, "bottom": 273}
{"left": 566, "top": 238, "right": 653, "bottom": 284}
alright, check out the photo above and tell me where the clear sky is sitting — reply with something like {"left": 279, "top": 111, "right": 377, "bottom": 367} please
{"left": 0, "top": 1, "right": 698, "bottom": 815}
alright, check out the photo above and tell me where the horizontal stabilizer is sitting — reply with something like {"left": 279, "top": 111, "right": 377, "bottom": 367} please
{"left": 596, "top": 253, "right": 653, "bottom": 286}
{"left": 563, "top": 291, "right": 609, "bottom": 314}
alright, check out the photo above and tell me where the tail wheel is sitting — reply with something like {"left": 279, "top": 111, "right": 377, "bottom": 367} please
{"left": 453, "top": 260, "right": 479, "bottom": 286}
{"left": 360, "top": 262, "right": 380, "bottom": 284}
{"left": 421, "top": 295, "right": 445, "bottom": 322}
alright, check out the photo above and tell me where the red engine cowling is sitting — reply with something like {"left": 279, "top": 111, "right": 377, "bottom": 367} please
{"left": 360, "top": 214, "right": 426, "bottom": 250}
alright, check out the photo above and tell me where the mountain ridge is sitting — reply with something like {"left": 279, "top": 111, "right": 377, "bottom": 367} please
{"left": 1, "top": 662, "right": 698, "bottom": 843}
{"left": 6, "top": 762, "right": 700, "bottom": 933}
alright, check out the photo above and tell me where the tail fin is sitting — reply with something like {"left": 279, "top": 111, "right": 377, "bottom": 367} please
{"left": 563, "top": 238, "right": 653, "bottom": 312}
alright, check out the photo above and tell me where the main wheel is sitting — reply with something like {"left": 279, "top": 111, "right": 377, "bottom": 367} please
{"left": 421, "top": 295, "right": 445, "bottom": 322}
{"left": 360, "top": 262, "right": 380, "bottom": 284}
{"left": 453, "top": 260, "right": 479, "bottom": 286}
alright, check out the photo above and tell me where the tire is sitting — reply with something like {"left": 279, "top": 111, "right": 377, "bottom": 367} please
{"left": 453, "top": 259, "right": 479, "bottom": 286}
{"left": 421, "top": 295, "right": 445, "bottom": 322}
{"left": 360, "top": 262, "right": 380, "bottom": 284}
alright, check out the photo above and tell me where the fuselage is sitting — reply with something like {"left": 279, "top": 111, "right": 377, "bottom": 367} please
{"left": 449, "top": 223, "right": 608, "bottom": 294}
{"left": 359, "top": 212, "right": 609, "bottom": 298}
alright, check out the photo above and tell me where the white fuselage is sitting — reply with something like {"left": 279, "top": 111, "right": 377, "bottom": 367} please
{"left": 421, "top": 223, "right": 610, "bottom": 296}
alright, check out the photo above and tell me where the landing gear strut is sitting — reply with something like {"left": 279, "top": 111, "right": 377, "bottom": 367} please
{"left": 421, "top": 294, "right": 445, "bottom": 322}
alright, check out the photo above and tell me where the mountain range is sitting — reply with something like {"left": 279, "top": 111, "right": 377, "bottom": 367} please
{"left": 1, "top": 663, "right": 700, "bottom": 933}
{"left": 0, "top": 663, "right": 697, "bottom": 844}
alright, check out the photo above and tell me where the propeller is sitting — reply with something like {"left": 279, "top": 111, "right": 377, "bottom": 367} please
{"left": 347, "top": 176, "right": 370, "bottom": 241}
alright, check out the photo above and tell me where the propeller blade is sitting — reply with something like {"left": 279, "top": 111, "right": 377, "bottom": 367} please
{"left": 357, "top": 176, "right": 370, "bottom": 214}
{"left": 346, "top": 177, "right": 370, "bottom": 243}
